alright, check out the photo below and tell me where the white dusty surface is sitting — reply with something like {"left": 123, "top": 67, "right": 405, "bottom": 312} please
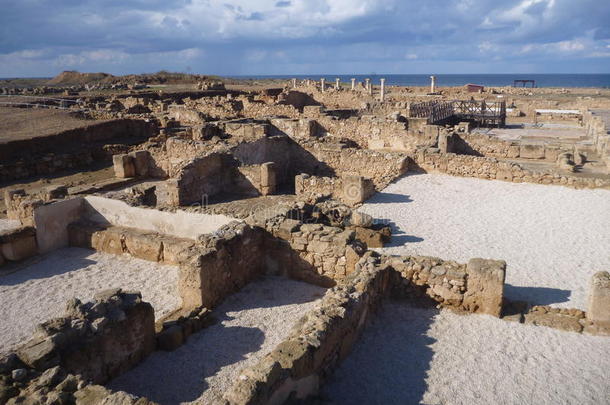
{"left": 359, "top": 173, "right": 610, "bottom": 309}
{"left": 0, "top": 218, "right": 21, "bottom": 232}
{"left": 322, "top": 301, "right": 610, "bottom": 405}
{"left": 109, "top": 276, "right": 325, "bottom": 405}
{"left": 0, "top": 247, "right": 180, "bottom": 355}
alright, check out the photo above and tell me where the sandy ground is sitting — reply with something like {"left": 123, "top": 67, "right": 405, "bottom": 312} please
{"left": 359, "top": 173, "right": 610, "bottom": 309}
{"left": 322, "top": 300, "right": 610, "bottom": 405}
{"left": 0, "top": 247, "right": 180, "bottom": 355}
{"left": 109, "top": 276, "right": 326, "bottom": 404}
{"left": 0, "top": 219, "right": 21, "bottom": 232}
{"left": 0, "top": 107, "right": 103, "bottom": 142}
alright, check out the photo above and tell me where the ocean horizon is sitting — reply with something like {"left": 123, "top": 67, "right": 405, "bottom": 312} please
{"left": 230, "top": 73, "right": 610, "bottom": 88}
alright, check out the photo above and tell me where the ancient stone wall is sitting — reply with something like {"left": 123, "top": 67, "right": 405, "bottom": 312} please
{"left": 179, "top": 222, "right": 268, "bottom": 309}
{"left": 414, "top": 148, "right": 610, "bottom": 189}
{"left": 294, "top": 174, "right": 375, "bottom": 206}
{"left": 583, "top": 110, "right": 610, "bottom": 170}
{"left": 222, "top": 251, "right": 506, "bottom": 404}
{"left": 0, "top": 119, "right": 157, "bottom": 182}
{"left": 453, "top": 133, "right": 572, "bottom": 162}
{"left": 300, "top": 142, "right": 410, "bottom": 189}
{"left": 0, "top": 226, "right": 37, "bottom": 266}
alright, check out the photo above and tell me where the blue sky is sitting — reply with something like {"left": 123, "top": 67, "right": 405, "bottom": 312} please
{"left": 1, "top": 0, "right": 609, "bottom": 77}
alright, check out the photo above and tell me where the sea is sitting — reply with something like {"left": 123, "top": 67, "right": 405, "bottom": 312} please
{"left": 231, "top": 74, "right": 610, "bottom": 88}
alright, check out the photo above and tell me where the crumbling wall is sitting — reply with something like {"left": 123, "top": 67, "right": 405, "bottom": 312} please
{"left": 178, "top": 222, "right": 268, "bottom": 309}
{"left": 0, "top": 119, "right": 157, "bottom": 182}
{"left": 13, "top": 290, "right": 155, "bottom": 384}
{"left": 294, "top": 174, "right": 376, "bottom": 206}
{"left": 300, "top": 143, "right": 409, "bottom": 189}
{"left": 414, "top": 148, "right": 610, "bottom": 189}
{"left": 222, "top": 251, "right": 507, "bottom": 404}
{"left": 167, "top": 152, "right": 242, "bottom": 205}
{"left": 453, "top": 133, "right": 572, "bottom": 162}
{"left": 583, "top": 110, "right": 610, "bottom": 171}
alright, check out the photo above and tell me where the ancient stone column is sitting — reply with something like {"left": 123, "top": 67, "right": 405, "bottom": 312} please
{"left": 587, "top": 271, "right": 610, "bottom": 326}
{"left": 260, "top": 162, "right": 277, "bottom": 196}
{"left": 292, "top": 78, "right": 297, "bottom": 89}
{"left": 380, "top": 78, "right": 386, "bottom": 102}
{"left": 365, "top": 78, "right": 370, "bottom": 93}
{"left": 430, "top": 75, "right": 436, "bottom": 93}
{"left": 351, "top": 78, "right": 356, "bottom": 90}
{"left": 335, "top": 78, "right": 340, "bottom": 90}
{"left": 320, "top": 78, "right": 325, "bottom": 92}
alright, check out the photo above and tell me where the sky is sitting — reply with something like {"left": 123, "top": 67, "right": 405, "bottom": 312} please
{"left": 1, "top": 0, "right": 609, "bottom": 77}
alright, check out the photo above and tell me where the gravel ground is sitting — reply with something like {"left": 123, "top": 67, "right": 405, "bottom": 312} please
{"left": 359, "top": 173, "right": 610, "bottom": 309}
{"left": 322, "top": 300, "right": 610, "bottom": 405}
{"left": 0, "top": 247, "right": 180, "bottom": 355}
{"left": 109, "top": 276, "right": 326, "bottom": 404}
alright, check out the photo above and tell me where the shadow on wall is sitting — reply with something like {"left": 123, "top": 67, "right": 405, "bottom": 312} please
{"left": 231, "top": 135, "right": 337, "bottom": 187}
{"left": 504, "top": 284, "right": 571, "bottom": 307}
{"left": 451, "top": 134, "right": 485, "bottom": 157}
{"left": 320, "top": 299, "right": 437, "bottom": 404}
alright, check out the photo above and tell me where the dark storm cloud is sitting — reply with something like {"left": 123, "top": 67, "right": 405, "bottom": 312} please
{"left": 0, "top": 0, "right": 609, "bottom": 76}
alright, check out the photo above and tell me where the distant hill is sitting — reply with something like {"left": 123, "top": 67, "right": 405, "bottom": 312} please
{"left": 46, "top": 70, "right": 227, "bottom": 86}
{"left": 47, "top": 71, "right": 114, "bottom": 85}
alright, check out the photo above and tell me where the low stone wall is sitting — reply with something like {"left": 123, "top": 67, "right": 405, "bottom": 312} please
{"left": 0, "top": 226, "right": 37, "bottom": 266}
{"left": 68, "top": 221, "right": 196, "bottom": 266}
{"left": 0, "top": 119, "right": 157, "bottom": 182}
{"left": 179, "top": 222, "right": 268, "bottom": 309}
{"left": 300, "top": 142, "right": 410, "bottom": 190}
{"left": 414, "top": 148, "right": 610, "bottom": 189}
{"left": 222, "top": 252, "right": 507, "bottom": 404}
{"left": 453, "top": 133, "right": 572, "bottom": 162}
{"left": 294, "top": 174, "right": 375, "bottom": 206}
{"left": 0, "top": 290, "right": 158, "bottom": 404}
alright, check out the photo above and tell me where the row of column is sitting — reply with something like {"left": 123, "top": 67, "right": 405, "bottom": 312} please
{"left": 291, "top": 77, "right": 387, "bottom": 101}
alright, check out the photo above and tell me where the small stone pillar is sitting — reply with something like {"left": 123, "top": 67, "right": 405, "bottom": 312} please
{"left": 430, "top": 75, "right": 436, "bottom": 93}
{"left": 292, "top": 78, "right": 297, "bottom": 89}
{"left": 260, "top": 162, "right": 277, "bottom": 196}
{"left": 380, "top": 78, "right": 386, "bottom": 102}
{"left": 335, "top": 78, "right": 340, "bottom": 90}
{"left": 128, "top": 150, "right": 150, "bottom": 177}
{"left": 341, "top": 175, "right": 374, "bottom": 206}
{"left": 113, "top": 154, "right": 136, "bottom": 178}
{"left": 587, "top": 271, "right": 610, "bottom": 326}
{"left": 320, "top": 78, "right": 325, "bottom": 92}
{"left": 364, "top": 78, "right": 370, "bottom": 93}
{"left": 463, "top": 258, "right": 506, "bottom": 317}
{"left": 351, "top": 78, "right": 356, "bottom": 90}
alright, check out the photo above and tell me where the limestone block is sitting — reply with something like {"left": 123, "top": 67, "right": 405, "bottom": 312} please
{"left": 123, "top": 231, "right": 162, "bottom": 262}
{"left": 91, "top": 228, "right": 124, "bottom": 255}
{"left": 341, "top": 175, "right": 375, "bottom": 206}
{"left": 112, "top": 154, "right": 135, "bottom": 178}
{"left": 0, "top": 227, "right": 37, "bottom": 261}
{"left": 128, "top": 150, "right": 150, "bottom": 177}
{"left": 519, "top": 144, "right": 545, "bottom": 159}
{"left": 260, "top": 162, "right": 277, "bottom": 196}
{"left": 463, "top": 258, "right": 506, "bottom": 317}
{"left": 587, "top": 271, "right": 610, "bottom": 325}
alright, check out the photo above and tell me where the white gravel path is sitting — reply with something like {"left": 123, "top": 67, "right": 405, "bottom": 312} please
{"left": 359, "top": 173, "right": 610, "bottom": 309}
{"left": 322, "top": 300, "right": 610, "bottom": 405}
{"left": 0, "top": 219, "right": 21, "bottom": 232}
{"left": 109, "top": 276, "right": 326, "bottom": 405}
{"left": 0, "top": 247, "right": 180, "bottom": 355}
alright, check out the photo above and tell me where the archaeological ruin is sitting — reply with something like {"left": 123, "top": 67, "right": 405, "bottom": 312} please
{"left": 1, "top": 74, "right": 609, "bottom": 405}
